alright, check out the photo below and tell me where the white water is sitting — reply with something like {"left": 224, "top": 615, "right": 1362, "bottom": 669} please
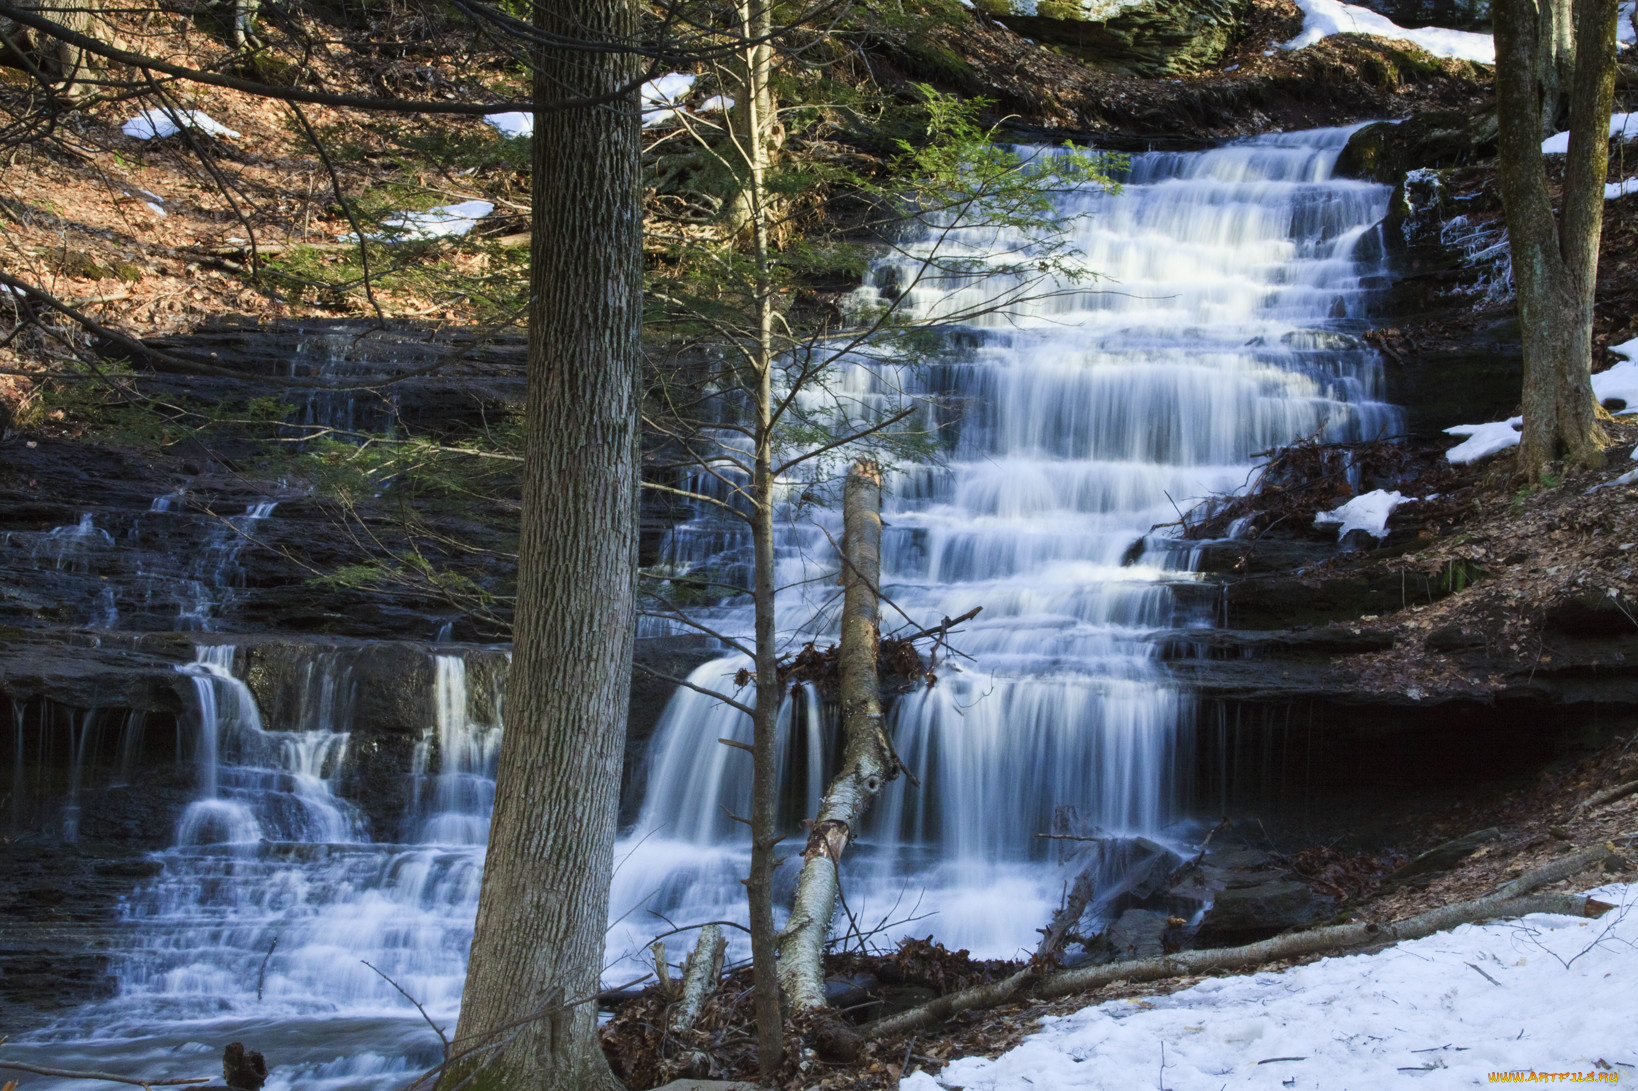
{"left": 9, "top": 651, "right": 500, "bottom": 1090}
{"left": 10, "top": 127, "right": 1399, "bottom": 1088}
{"left": 609, "top": 126, "right": 1398, "bottom": 977}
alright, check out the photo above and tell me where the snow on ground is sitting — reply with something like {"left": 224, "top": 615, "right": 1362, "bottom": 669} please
{"left": 642, "top": 73, "right": 698, "bottom": 127}
{"left": 902, "top": 883, "right": 1638, "bottom": 1091}
{"left": 1541, "top": 112, "right": 1638, "bottom": 154}
{"left": 122, "top": 108, "right": 241, "bottom": 141}
{"left": 1606, "top": 177, "right": 1638, "bottom": 200}
{"left": 342, "top": 200, "right": 494, "bottom": 242}
{"left": 485, "top": 76, "right": 714, "bottom": 134}
{"left": 1598, "top": 338, "right": 1638, "bottom": 413}
{"left": 483, "top": 111, "right": 532, "bottom": 139}
{"left": 1445, "top": 417, "right": 1523, "bottom": 464}
{"left": 1281, "top": 0, "right": 1494, "bottom": 62}
{"left": 1313, "top": 488, "right": 1409, "bottom": 539}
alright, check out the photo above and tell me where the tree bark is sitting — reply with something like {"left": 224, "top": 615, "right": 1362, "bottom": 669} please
{"left": 777, "top": 460, "right": 888, "bottom": 1012}
{"left": 1495, "top": 0, "right": 1615, "bottom": 480}
{"left": 441, "top": 0, "right": 641, "bottom": 1084}
{"left": 0, "top": 0, "right": 120, "bottom": 93}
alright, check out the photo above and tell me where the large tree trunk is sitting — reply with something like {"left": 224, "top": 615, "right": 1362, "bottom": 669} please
{"left": 441, "top": 0, "right": 641, "bottom": 1084}
{"left": 0, "top": 0, "right": 120, "bottom": 93}
{"left": 1494, "top": 0, "right": 1614, "bottom": 480}
{"left": 777, "top": 460, "right": 888, "bottom": 1012}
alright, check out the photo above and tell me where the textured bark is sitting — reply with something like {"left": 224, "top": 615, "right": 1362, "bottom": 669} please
{"left": 866, "top": 893, "right": 1614, "bottom": 1037}
{"left": 1495, "top": 0, "right": 1614, "bottom": 480}
{"left": 441, "top": 0, "right": 641, "bottom": 1084}
{"left": 777, "top": 460, "right": 888, "bottom": 1013}
{"left": 0, "top": 0, "right": 120, "bottom": 92}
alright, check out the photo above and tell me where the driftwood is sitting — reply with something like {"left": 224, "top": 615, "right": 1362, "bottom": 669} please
{"left": 777, "top": 460, "right": 889, "bottom": 1012}
{"left": 1490, "top": 837, "right": 1634, "bottom": 899}
{"left": 1579, "top": 778, "right": 1638, "bottom": 812}
{"left": 1035, "top": 867, "right": 1097, "bottom": 962}
{"left": 865, "top": 892, "right": 1614, "bottom": 1038}
{"left": 668, "top": 925, "right": 727, "bottom": 1034}
{"left": 0, "top": 1061, "right": 209, "bottom": 1086}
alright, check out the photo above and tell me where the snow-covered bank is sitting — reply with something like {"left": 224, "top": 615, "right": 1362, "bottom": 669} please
{"left": 903, "top": 883, "right": 1637, "bottom": 1091}
{"left": 1281, "top": 0, "right": 1494, "bottom": 62}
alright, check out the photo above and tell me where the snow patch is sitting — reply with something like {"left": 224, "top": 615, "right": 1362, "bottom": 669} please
{"left": 1313, "top": 488, "right": 1408, "bottom": 539}
{"left": 697, "top": 95, "right": 735, "bottom": 113}
{"left": 344, "top": 200, "right": 495, "bottom": 242}
{"left": 642, "top": 73, "right": 697, "bottom": 128}
{"left": 1281, "top": 0, "right": 1494, "bottom": 62}
{"left": 904, "top": 884, "right": 1638, "bottom": 1091}
{"left": 1597, "top": 338, "right": 1638, "bottom": 414}
{"left": 1445, "top": 416, "right": 1523, "bottom": 463}
{"left": 122, "top": 108, "right": 241, "bottom": 141}
{"left": 1606, "top": 177, "right": 1638, "bottom": 200}
{"left": 483, "top": 112, "right": 532, "bottom": 139}
{"left": 1541, "top": 111, "right": 1638, "bottom": 154}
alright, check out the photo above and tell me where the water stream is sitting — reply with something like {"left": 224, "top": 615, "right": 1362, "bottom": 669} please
{"left": 8, "top": 126, "right": 1398, "bottom": 1088}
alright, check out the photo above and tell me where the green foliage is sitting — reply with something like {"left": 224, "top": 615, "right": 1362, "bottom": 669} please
{"left": 1439, "top": 558, "right": 1485, "bottom": 594}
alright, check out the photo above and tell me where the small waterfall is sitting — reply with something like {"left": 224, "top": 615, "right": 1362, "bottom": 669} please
{"left": 613, "top": 126, "right": 1400, "bottom": 972}
{"left": 7, "top": 648, "right": 505, "bottom": 1089}
{"left": 174, "top": 645, "right": 361, "bottom": 846}
{"left": 412, "top": 654, "right": 502, "bottom": 845}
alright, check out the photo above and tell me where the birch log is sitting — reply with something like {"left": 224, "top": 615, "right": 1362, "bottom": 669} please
{"left": 865, "top": 892, "right": 1614, "bottom": 1037}
{"left": 776, "top": 459, "right": 887, "bottom": 1012}
{"left": 669, "top": 925, "right": 727, "bottom": 1034}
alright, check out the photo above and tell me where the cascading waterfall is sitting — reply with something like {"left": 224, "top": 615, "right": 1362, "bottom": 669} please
{"left": 10, "top": 649, "right": 501, "bottom": 1090}
{"left": 11, "top": 126, "right": 1400, "bottom": 1089}
{"left": 609, "top": 126, "right": 1399, "bottom": 974}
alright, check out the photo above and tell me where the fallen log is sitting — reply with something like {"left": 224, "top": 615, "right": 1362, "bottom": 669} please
{"left": 864, "top": 892, "right": 1614, "bottom": 1038}
{"left": 1490, "top": 837, "right": 1634, "bottom": 899}
{"left": 777, "top": 460, "right": 888, "bottom": 1013}
{"left": 1578, "top": 777, "right": 1638, "bottom": 812}
{"left": 0, "top": 1061, "right": 209, "bottom": 1086}
{"left": 669, "top": 925, "right": 726, "bottom": 1034}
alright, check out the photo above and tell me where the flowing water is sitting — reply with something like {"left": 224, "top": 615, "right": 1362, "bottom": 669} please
{"left": 609, "top": 126, "right": 1398, "bottom": 974}
{"left": 9, "top": 126, "right": 1398, "bottom": 1088}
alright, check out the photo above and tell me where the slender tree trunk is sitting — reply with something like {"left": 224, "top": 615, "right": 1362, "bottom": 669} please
{"left": 1494, "top": 0, "right": 1612, "bottom": 480}
{"left": 441, "top": 0, "right": 641, "bottom": 1085}
{"left": 777, "top": 460, "right": 887, "bottom": 1012}
{"left": 744, "top": 3, "right": 785, "bottom": 1066}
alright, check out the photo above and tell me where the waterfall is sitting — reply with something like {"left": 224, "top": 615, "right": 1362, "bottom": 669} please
{"left": 9, "top": 126, "right": 1400, "bottom": 1089}
{"left": 610, "top": 126, "right": 1398, "bottom": 974}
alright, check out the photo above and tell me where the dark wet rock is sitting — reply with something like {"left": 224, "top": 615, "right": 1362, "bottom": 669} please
{"left": 1335, "top": 109, "right": 1497, "bottom": 186}
{"left": 1220, "top": 568, "right": 1444, "bottom": 630}
{"left": 1544, "top": 592, "right": 1638, "bottom": 638}
{"left": 1382, "top": 826, "right": 1500, "bottom": 888}
{"left": 1194, "top": 878, "right": 1335, "bottom": 944}
{"left": 1105, "top": 907, "right": 1169, "bottom": 960}
{"left": 1353, "top": 0, "right": 1490, "bottom": 30}
{"left": 223, "top": 1042, "right": 269, "bottom": 1090}
{"left": 977, "top": 0, "right": 1252, "bottom": 77}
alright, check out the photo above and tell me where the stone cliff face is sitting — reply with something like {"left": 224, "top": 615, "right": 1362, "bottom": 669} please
{"left": 974, "top": 0, "right": 1253, "bottom": 77}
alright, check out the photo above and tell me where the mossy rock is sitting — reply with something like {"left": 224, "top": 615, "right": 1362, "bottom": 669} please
{"left": 976, "top": 0, "right": 1252, "bottom": 77}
